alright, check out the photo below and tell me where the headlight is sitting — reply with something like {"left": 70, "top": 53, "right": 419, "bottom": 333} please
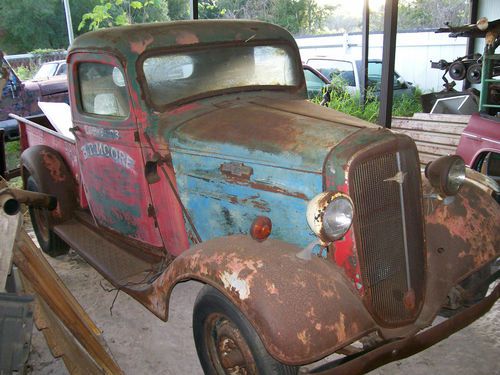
{"left": 306, "top": 192, "right": 354, "bottom": 244}
{"left": 425, "top": 155, "right": 466, "bottom": 196}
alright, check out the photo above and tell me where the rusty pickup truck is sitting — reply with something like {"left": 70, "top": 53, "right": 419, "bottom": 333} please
{"left": 11, "top": 20, "right": 499, "bottom": 374}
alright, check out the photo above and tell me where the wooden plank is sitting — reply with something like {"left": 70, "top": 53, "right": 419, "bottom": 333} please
{"left": 400, "top": 113, "right": 471, "bottom": 123}
{"left": 414, "top": 141, "right": 457, "bottom": 156}
{"left": 13, "top": 230, "right": 123, "bottom": 375}
{"left": 21, "top": 276, "right": 104, "bottom": 375}
{"left": 392, "top": 118, "right": 467, "bottom": 135}
{"left": 393, "top": 129, "right": 462, "bottom": 146}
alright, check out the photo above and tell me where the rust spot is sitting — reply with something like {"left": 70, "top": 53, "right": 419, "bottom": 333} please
{"left": 265, "top": 281, "right": 278, "bottom": 295}
{"left": 403, "top": 289, "right": 416, "bottom": 311}
{"left": 130, "top": 35, "right": 154, "bottom": 54}
{"left": 41, "top": 150, "right": 65, "bottom": 182}
{"left": 297, "top": 329, "right": 310, "bottom": 345}
{"left": 173, "top": 31, "right": 199, "bottom": 45}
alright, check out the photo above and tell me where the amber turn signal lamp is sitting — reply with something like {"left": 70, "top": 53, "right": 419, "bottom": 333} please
{"left": 250, "top": 216, "right": 272, "bottom": 242}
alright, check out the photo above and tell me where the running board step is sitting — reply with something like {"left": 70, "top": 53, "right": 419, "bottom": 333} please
{"left": 54, "top": 219, "right": 160, "bottom": 288}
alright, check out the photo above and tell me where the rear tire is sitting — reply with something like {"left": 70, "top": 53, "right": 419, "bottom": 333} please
{"left": 193, "top": 285, "right": 298, "bottom": 375}
{"left": 26, "top": 175, "right": 69, "bottom": 257}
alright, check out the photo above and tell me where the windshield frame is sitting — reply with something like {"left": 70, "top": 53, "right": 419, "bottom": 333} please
{"left": 136, "top": 40, "right": 304, "bottom": 112}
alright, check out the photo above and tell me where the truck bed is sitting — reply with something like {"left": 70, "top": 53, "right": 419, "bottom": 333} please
{"left": 11, "top": 112, "right": 83, "bottom": 206}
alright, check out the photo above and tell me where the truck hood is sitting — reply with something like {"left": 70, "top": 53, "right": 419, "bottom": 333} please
{"left": 24, "top": 76, "right": 68, "bottom": 97}
{"left": 169, "top": 98, "right": 377, "bottom": 173}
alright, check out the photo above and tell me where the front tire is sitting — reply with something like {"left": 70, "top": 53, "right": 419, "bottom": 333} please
{"left": 193, "top": 285, "right": 298, "bottom": 375}
{"left": 26, "top": 175, "right": 69, "bottom": 257}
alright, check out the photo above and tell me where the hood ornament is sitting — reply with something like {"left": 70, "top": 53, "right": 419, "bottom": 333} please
{"left": 384, "top": 171, "right": 407, "bottom": 185}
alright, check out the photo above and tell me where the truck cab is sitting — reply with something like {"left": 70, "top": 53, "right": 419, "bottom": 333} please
{"left": 14, "top": 20, "right": 499, "bottom": 374}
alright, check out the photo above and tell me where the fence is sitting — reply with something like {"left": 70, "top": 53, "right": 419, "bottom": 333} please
{"left": 4, "top": 52, "right": 67, "bottom": 70}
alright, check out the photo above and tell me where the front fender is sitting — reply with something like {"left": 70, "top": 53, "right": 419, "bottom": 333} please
{"left": 417, "top": 176, "right": 500, "bottom": 323}
{"left": 133, "top": 236, "right": 376, "bottom": 366}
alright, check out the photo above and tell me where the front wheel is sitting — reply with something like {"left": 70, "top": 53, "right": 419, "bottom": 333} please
{"left": 193, "top": 285, "right": 298, "bottom": 375}
{"left": 26, "top": 175, "right": 69, "bottom": 257}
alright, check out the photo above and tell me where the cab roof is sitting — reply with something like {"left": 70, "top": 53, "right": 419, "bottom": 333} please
{"left": 69, "top": 20, "right": 297, "bottom": 58}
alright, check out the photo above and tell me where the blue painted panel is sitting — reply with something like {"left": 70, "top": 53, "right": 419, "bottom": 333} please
{"left": 172, "top": 151, "right": 321, "bottom": 248}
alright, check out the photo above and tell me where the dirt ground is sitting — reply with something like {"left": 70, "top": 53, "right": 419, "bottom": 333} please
{"left": 25, "top": 247, "right": 499, "bottom": 375}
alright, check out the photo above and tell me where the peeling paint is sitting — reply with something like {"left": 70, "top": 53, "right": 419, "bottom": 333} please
{"left": 220, "top": 271, "right": 250, "bottom": 300}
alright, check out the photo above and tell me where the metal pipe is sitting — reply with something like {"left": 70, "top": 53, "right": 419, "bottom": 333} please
{"left": 360, "top": 0, "right": 370, "bottom": 108}
{"left": 62, "top": 0, "right": 74, "bottom": 46}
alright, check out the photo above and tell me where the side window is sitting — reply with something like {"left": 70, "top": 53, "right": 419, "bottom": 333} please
{"left": 78, "top": 62, "right": 129, "bottom": 117}
{"left": 308, "top": 60, "right": 355, "bottom": 87}
{"left": 304, "top": 69, "right": 324, "bottom": 87}
{"left": 56, "top": 63, "right": 67, "bottom": 76}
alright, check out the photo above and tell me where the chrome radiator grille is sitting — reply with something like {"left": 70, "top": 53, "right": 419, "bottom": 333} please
{"left": 349, "top": 139, "right": 425, "bottom": 326}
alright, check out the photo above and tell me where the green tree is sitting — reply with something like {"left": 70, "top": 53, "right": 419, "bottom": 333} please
{"left": 199, "top": 0, "right": 332, "bottom": 35}
{"left": 168, "top": 0, "right": 190, "bottom": 20}
{"left": 398, "top": 0, "right": 470, "bottom": 30}
{"left": 0, "top": 0, "right": 100, "bottom": 53}
{"left": 78, "top": 0, "right": 169, "bottom": 31}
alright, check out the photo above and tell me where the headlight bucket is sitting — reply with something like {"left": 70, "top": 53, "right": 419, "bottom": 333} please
{"left": 425, "top": 155, "right": 466, "bottom": 197}
{"left": 306, "top": 192, "right": 354, "bottom": 245}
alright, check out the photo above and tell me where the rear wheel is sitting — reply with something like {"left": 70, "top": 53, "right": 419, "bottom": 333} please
{"left": 193, "top": 285, "right": 298, "bottom": 375}
{"left": 26, "top": 175, "right": 69, "bottom": 257}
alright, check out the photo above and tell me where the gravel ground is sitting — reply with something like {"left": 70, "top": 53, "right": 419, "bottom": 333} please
{"left": 26, "top": 248, "right": 499, "bottom": 375}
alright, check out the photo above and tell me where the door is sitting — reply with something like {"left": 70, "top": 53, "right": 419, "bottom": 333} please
{"left": 69, "top": 53, "right": 163, "bottom": 248}
{"left": 0, "top": 55, "right": 24, "bottom": 123}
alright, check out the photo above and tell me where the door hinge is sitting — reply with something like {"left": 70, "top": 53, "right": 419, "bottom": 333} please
{"left": 134, "top": 131, "right": 140, "bottom": 143}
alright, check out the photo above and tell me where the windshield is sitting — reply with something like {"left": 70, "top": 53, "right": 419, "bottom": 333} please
{"left": 33, "top": 63, "right": 58, "bottom": 80}
{"left": 142, "top": 44, "right": 300, "bottom": 108}
{"left": 367, "top": 61, "right": 399, "bottom": 86}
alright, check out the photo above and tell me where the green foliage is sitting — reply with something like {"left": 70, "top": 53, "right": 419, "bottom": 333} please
{"left": 168, "top": 0, "right": 190, "bottom": 20}
{"left": 5, "top": 140, "right": 20, "bottom": 172}
{"left": 315, "top": 83, "right": 422, "bottom": 123}
{"left": 198, "top": 0, "right": 333, "bottom": 35}
{"left": 398, "top": 0, "right": 469, "bottom": 30}
{"left": 324, "top": 0, "right": 470, "bottom": 33}
{"left": 14, "top": 65, "right": 38, "bottom": 80}
{"left": 0, "top": 0, "right": 100, "bottom": 53}
{"left": 78, "top": 0, "right": 168, "bottom": 31}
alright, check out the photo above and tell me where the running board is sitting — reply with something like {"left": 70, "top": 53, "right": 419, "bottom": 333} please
{"left": 54, "top": 219, "right": 163, "bottom": 289}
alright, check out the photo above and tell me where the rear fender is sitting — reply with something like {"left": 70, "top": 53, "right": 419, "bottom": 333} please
{"left": 21, "top": 145, "right": 77, "bottom": 223}
{"left": 133, "top": 235, "right": 376, "bottom": 366}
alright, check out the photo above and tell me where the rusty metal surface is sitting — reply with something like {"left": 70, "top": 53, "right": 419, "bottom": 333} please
{"left": 309, "top": 282, "right": 500, "bottom": 375}
{"left": 414, "top": 177, "right": 500, "bottom": 326}
{"left": 20, "top": 145, "right": 77, "bottom": 224}
{"left": 129, "top": 235, "right": 377, "bottom": 366}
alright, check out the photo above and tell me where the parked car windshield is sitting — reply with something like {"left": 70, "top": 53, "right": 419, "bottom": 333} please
{"left": 33, "top": 63, "right": 58, "bottom": 80}
{"left": 142, "top": 43, "right": 300, "bottom": 108}
{"left": 367, "top": 61, "right": 400, "bottom": 87}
